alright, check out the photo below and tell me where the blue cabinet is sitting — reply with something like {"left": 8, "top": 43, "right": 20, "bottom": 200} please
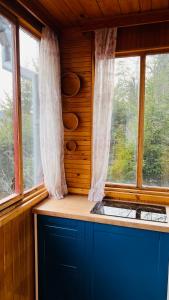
{"left": 92, "top": 223, "right": 169, "bottom": 300}
{"left": 38, "top": 215, "right": 92, "bottom": 300}
{"left": 38, "top": 215, "right": 169, "bottom": 300}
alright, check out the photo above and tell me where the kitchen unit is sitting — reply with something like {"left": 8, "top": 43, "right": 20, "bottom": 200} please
{"left": 34, "top": 195, "right": 169, "bottom": 300}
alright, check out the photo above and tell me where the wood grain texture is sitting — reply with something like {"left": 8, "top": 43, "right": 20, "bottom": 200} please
{"left": 18, "top": 0, "right": 169, "bottom": 28}
{"left": 0, "top": 189, "right": 48, "bottom": 299}
{"left": 0, "top": 209, "right": 35, "bottom": 300}
{"left": 60, "top": 30, "right": 93, "bottom": 190}
{"left": 118, "top": 0, "right": 140, "bottom": 14}
{"left": 116, "top": 22, "right": 169, "bottom": 53}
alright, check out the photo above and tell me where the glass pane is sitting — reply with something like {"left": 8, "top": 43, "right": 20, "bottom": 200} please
{"left": 0, "top": 15, "right": 15, "bottom": 200}
{"left": 143, "top": 53, "right": 169, "bottom": 187}
{"left": 20, "top": 28, "right": 42, "bottom": 190}
{"left": 107, "top": 57, "right": 140, "bottom": 184}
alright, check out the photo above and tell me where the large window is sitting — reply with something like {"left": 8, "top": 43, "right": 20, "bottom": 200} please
{"left": 108, "top": 52, "right": 169, "bottom": 191}
{"left": 0, "top": 10, "right": 42, "bottom": 205}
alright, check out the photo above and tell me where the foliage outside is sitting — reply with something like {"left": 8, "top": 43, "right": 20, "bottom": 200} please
{"left": 107, "top": 54, "right": 169, "bottom": 188}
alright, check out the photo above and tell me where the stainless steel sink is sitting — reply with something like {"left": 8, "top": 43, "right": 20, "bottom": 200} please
{"left": 91, "top": 199, "right": 167, "bottom": 223}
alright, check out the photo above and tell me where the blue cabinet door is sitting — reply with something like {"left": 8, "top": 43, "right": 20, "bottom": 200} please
{"left": 38, "top": 215, "right": 169, "bottom": 300}
{"left": 92, "top": 223, "right": 169, "bottom": 300}
{"left": 38, "top": 215, "right": 91, "bottom": 300}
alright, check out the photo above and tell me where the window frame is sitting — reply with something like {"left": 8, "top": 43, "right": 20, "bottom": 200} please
{"left": 106, "top": 47, "right": 169, "bottom": 202}
{"left": 0, "top": 7, "right": 44, "bottom": 211}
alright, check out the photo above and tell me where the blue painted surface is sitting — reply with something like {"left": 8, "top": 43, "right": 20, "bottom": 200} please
{"left": 38, "top": 215, "right": 169, "bottom": 300}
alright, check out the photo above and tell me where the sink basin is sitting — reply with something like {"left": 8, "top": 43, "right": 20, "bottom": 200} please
{"left": 91, "top": 199, "right": 167, "bottom": 223}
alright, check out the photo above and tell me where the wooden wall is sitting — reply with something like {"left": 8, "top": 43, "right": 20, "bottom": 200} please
{"left": 60, "top": 30, "right": 93, "bottom": 194}
{"left": 0, "top": 209, "right": 35, "bottom": 300}
{"left": 61, "top": 22, "right": 169, "bottom": 194}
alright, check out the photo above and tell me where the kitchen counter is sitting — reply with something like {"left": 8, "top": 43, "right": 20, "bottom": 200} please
{"left": 33, "top": 194, "right": 169, "bottom": 233}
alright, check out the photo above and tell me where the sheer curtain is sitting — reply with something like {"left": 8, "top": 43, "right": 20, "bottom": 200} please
{"left": 88, "top": 28, "right": 117, "bottom": 202}
{"left": 39, "top": 26, "right": 67, "bottom": 199}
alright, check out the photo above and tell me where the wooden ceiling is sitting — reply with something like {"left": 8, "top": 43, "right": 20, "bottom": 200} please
{"left": 19, "top": 0, "right": 169, "bottom": 27}
{"left": 15, "top": 0, "right": 169, "bottom": 31}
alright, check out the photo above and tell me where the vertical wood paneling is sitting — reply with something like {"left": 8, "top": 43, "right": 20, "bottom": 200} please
{"left": 0, "top": 210, "right": 35, "bottom": 300}
{"left": 60, "top": 30, "right": 93, "bottom": 191}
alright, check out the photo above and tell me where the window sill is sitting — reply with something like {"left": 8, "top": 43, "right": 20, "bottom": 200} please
{"left": 0, "top": 186, "right": 48, "bottom": 227}
{"left": 0, "top": 184, "right": 47, "bottom": 213}
{"left": 105, "top": 185, "right": 169, "bottom": 205}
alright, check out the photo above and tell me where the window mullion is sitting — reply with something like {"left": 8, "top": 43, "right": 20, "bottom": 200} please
{"left": 13, "top": 21, "right": 23, "bottom": 194}
{"left": 137, "top": 55, "right": 146, "bottom": 188}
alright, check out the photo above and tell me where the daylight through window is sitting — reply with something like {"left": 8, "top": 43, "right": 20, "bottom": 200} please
{"left": 108, "top": 53, "right": 169, "bottom": 190}
{"left": 0, "top": 11, "right": 42, "bottom": 203}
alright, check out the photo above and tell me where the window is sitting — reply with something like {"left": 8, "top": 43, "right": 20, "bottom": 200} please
{"left": 143, "top": 54, "right": 169, "bottom": 187}
{"left": 108, "top": 52, "right": 169, "bottom": 191}
{"left": 20, "top": 28, "right": 42, "bottom": 190}
{"left": 0, "top": 15, "right": 15, "bottom": 200}
{"left": 107, "top": 57, "right": 140, "bottom": 185}
{"left": 0, "top": 9, "right": 42, "bottom": 205}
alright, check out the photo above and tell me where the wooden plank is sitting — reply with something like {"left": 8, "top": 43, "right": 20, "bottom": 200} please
{"left": 64, "top": 163, "right": 90, "bottom": 170}
{"left": 119, "top": 0, "right": 140, "bottom": 14}
{"left": 17, "top": 0, "right": 60, "bottom": 31}
{"left": 13, "top": 22, "right": 23, "bottom": 195}
{"left": 64, "top": 139, "right": 91, "bottom": 144}
{"left": 67, "top": 181, "right": 90, "bottom": 188}
{"left": 65, "top": 155, "right": 90, "bottom": 161}
{"left": 65, "top": 168, "right": 90, "bottom": 175}
{"left": 4, "top": 222, "right": 13, "bottom": 299}
{"left": 75, "top": 9, "right": 169, "bottom": 31}
{"left": 78, "top": 0, "right": 103, "bottom": 17}
{"left": 65, "top": 172, "right": 90, "bottom": 179}
{"left": 0, "top": 226, "right": 4, "bottom": 299}
{"left": 0, "top": 190, "right": 48, "bottom": 228}
{"left": 63, "top": 102, "right": 91, "bottom": 110}
{"left": 68, "top": 187, "right": 89, "bottom": 195}
{"left": 139, "top": 0, "right": 152, "bottom": 11}
{"left": 39, "top": 0, "right": 77, "bottom": 26}
{"left": 65, "top": 159, "right": 90, "bottom": 165}
{"left": 96, "top": 0, "right": 121, "bottom": 15}
{"left": 152, "top": 0, "right": 168, "bottom": 10}
{"left": 64, "top": 132, "right": 91, "bottom": 137}
{"left": 66, "top": 178, "right": 90, "bottom": 184}
{"left": 137, "top": 55, "right": 146, "bottom": 188}
{"left": 63, "top": 107, "right": 91, "bottom": 113}
{"left": 62, "top": 0, "right": 86, "bottom": 23}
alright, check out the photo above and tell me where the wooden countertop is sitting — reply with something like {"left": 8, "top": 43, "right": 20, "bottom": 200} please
{"left": 33, "top": 194, "right": 169, "bottom": 233}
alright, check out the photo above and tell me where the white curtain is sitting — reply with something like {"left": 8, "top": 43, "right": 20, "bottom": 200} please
{"left": 88, "top": 28, "right": 117, "bottom": 202}
{"left": 39, "top": 26, "right": 67, "bottom": 199}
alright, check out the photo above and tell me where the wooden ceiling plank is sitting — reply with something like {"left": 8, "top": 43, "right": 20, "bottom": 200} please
{"left": 38, "top": 0, "right": 78, "bottom": 26}
{"left": 118, "top": 0, "right": 140, "bottom": 14}
{"left": 152, "top": 0, "right": 169, "bottom": 10}
{"left": 78, "top": 0, "right": 103, "bottom": 18}
{"left": 139, "top": 0, "right": 152, "bottom": 12}
{"left": 61, "top": 0, "right": 87, "bottom": 24}
{"left": 75, "top": 9, "right": 169, "bottom": 31}
{"left": 96, "top": 0, "right": 121, "bottom": 16}
{"left": 17, "top": 0, "right": 60, "bottom": 31}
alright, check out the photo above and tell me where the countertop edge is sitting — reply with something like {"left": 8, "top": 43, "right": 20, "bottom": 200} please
{"left": 33, "top": 205, "right": 169, "bottom": 233}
